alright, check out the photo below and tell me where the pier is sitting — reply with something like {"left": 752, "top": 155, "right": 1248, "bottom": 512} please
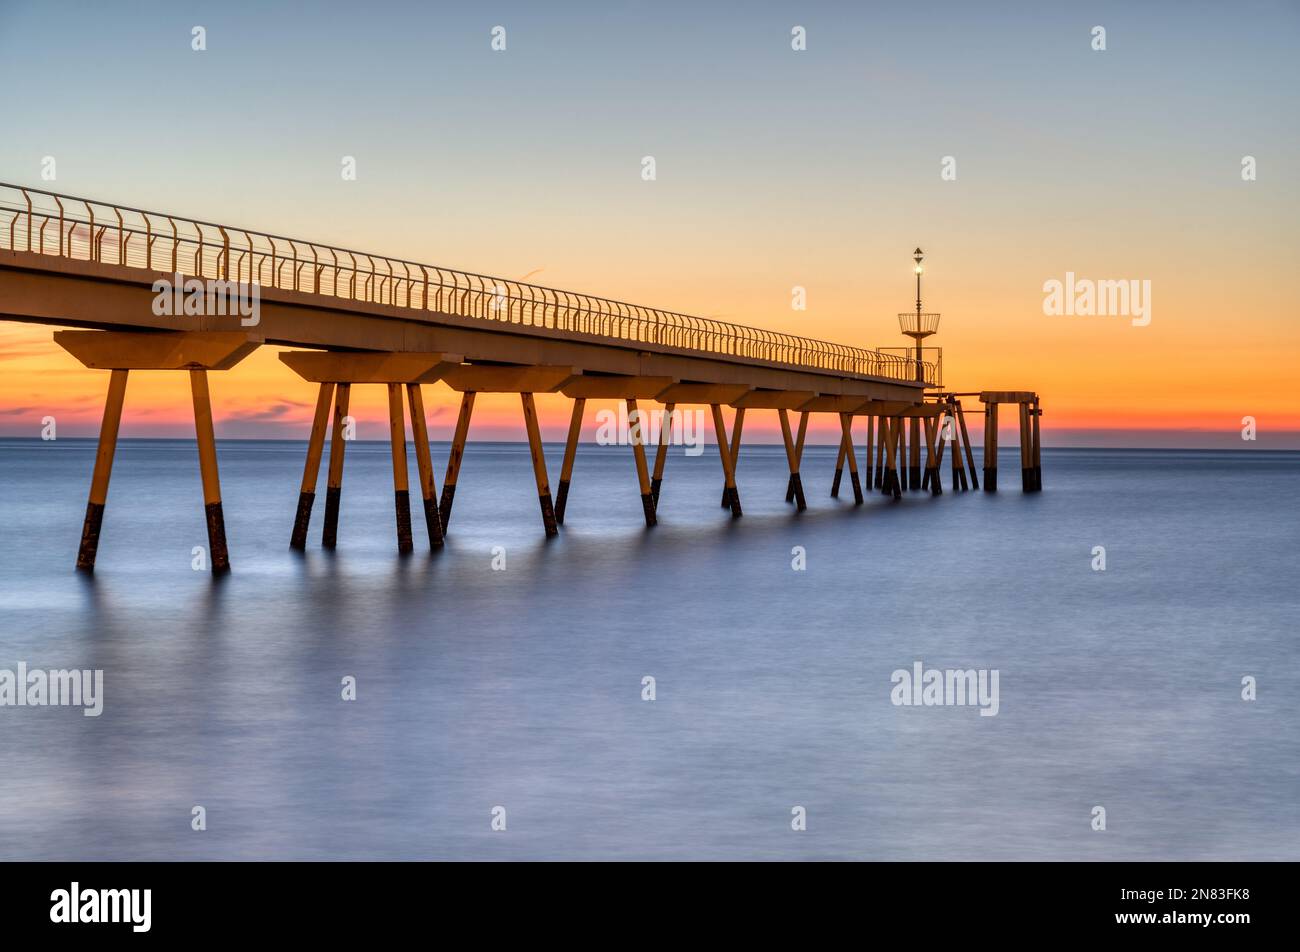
{"left": 0, "top": 183, "right": 1042, "bottom": 573}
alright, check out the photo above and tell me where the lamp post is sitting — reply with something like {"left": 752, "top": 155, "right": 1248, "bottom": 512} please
{"left": 896, "top": 249, "right": 941, "bottom": 490}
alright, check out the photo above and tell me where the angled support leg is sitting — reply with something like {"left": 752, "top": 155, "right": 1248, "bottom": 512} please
{"left": 778, "top": 409, "right": 807, "bottom": 511}
{"left": 387, "top": 383, "right": 414, "bottom": 554}
{"left": 521, "top": 392, "right": 558, "bottom": 537}
{"left": 291, "top": 382, "right": 335, "bottom": 549}
{"left": 651, "top": 402, "right": 675, "bottom": 508}
{"left": 406, "top": 383, "right": 444, "bottom": 548}
{"left": 710, "top": 404, "right": 742, "bottom": 517}
{"left": 877, "top": 417, "right": 891, "bottom": 496}
{"left": 76, "top": 369, "right": 129, "bottom": 572}
{"left": 924, "top": 414, "right": 942, "bottom": 496}
{"left": 721, "top": 408, "right": 746, "bottom": 506}
{"left": 439, "top": 390, "right": 475, "bottom": 533}
{"left": 190, "top": 369, "right": 230, "bottom": 574}
{"left": 321, "top": 382, "right": 351, "bottom": 548}
{"left": 785, "top": 410, "right": 809, "bottom": 502}
{"left": 554, "top": 397, "right": 585, "bottom": 525}
{"left": 839, "top": 412, "right": 864, "bottom": 504}
{"left": 627, "top": 399, "right": 657, "bottom": 526}
{"left": 831, "top": 431, "right": 847, "bottom": 498}
{"left": 956, "top": 400, "right": 978, "bottom": 490}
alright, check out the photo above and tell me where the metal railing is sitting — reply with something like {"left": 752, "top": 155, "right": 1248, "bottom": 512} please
{"left": 877, "top": 346, "right": 942, "bottom": 388}
{"left": 0, "top": 182, "right": 937, "bottom": 384}
{"left": 898, "top": 312, "right": 941, "bottom": 336}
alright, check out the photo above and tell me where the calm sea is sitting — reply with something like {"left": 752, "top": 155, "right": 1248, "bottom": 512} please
{"left": 0, "top": 438, "right": 1296, "bottom": 860}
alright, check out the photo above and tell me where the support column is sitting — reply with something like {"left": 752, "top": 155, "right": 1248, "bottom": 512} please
{"left": 1031, "top": 398, "right": 1043, "bottom": 491}
{"left": 75, "top": 369, "right": 128, "bottom": 572}
{"left": 710, "top": 404, "right": 742, "bottom": 517}
{"left": 874, "top": 415, "right": 886, "bottom": 489}
{"left": 956, "top": 401, "right": 979, "bottom": 490}
{"left": 290, "top": 382, "right": 335, "bottom": 550}
{"left": 190, "top": 369, "right": 230, "bottom": 574}
{"left": 778, "top": 409, "right": 807, "bottom": 511}
{"left": 984, "top": 403, "right": 999, "bottom": 492}
{"left": 839, "top": 413, "right": 864, "bottom": 504}
{"left": 627, "top": 399, "right": 657, "bottom": 526}
{"left": 909, "top": 417, "right": 922, "bottom": 491}
{"left": 439, "top": 390, "right": 475, "bottom": 533}
{"left": 387, "top": 383, "right": 414, "bottom": 553}
{"left": 651, "top": 402, "right": 675, "bottom": 508}
{"left": 554, "top": 397, "right": 585, "bottom": 524}
{"left": 785, "top": 411, "right": 809, "bottom": 502}
{"left": 864, "top": 414, "right": 875, "bottom": 492}
{"left": 321, "top": 382, "right": 351, "bottom": 548}
{"left": 831, "top": 431, "right": 847, "bottom": 498}
{"left": 520, "top": 392, "right": 558, "bottom": 537}
{"left": 886, "top": 417, "right": 903, "bottom": 499}
{"left": 1019, "top": 402, "right": 1032, "bottom": 493}
{"left": 721, "top": 408, "right": 746, "bottom": 507}
{"left": 406, "top": 383, "right": 444, "bottom": 548}
{"left": 948, "top": 404, "right": 968, "bottom": 491}
{"left": 924, "top": 415, "right": 942, "bottom": 496}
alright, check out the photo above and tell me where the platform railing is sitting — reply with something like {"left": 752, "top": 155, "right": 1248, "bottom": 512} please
{"left": 0, "top": 183, "right": 937, "bottom": 385}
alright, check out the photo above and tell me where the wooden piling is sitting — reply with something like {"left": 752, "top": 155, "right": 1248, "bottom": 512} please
{"left": 75, "top": 369, "right": 128, "bottom": 572}
{"left": 785, "top": 411, "right": 809, "bottom": 503}
{"left": 406, "top": 383, "right": 444, "bottom": 548}
{"left": 439, "top": 390, "right": 474, "bottom": 533}
{"left": 290, "top": 382, "right": 335, "bottom": 550}
{"left": 1019, "top": 402, "right": 1032, "bottom": 492}
{"left": 924, "top": 414, "right": 942, "bottom": 495}
{"left": 521, "top": 392, "right": 558, "bottom": 536}
{"left": 190, "top": 369, "right": 230, "bottom": 574}
{"left": 554, "top": 397, "right": 585, "bottom": 524}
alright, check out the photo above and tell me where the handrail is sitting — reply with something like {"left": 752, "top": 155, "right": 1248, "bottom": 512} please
{"left": 0, "top": 182, "right": 938, "bottom": 385}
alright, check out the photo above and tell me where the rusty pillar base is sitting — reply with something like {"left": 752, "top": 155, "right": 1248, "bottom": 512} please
{"left": 290, "top": 491, "right": 315, "bottom": 550}
{"left": 908, "top": 465, "right": 921, "bottom": 491}
{"left": 538, "top": 493, "right": 559, "bottom": 537}
{"left": 928, "top": 467, "right": 942, "bottom": 496}
{"left": 205, "top": 502, "right": 231, "bottom": 574}
{"left": 849, "top": 470, "right": 863, "bottom": 505}
{"left": 784, "top": 474, "right": 795, "bottom": 503}
{"left": 651, "top": 477, "right": 662, "bottom": 509}
{"left": 75, "top": 501, "right": 106, "bottom": 572}
{"left": 422, "top": 495, "right": 444, "bottom": 548}
{"left": 393, "top": 490, "right": 413, "bottom": 554}
{"left": 831, "top": 467, "right": 843, "bottom": 498}
{"left": 726, "top": 487, "right": 743, "bottom": 518}
{"left": 789, "top": 473, "right": 807, "bottom": 511}
{"left": 438, "top": 484, "right": 455, "bottom": 534}
{"left": 640, "top": 493, "right": 657, "bottom": 527}
{"left": 554, "top": 479, "right": 571, "bottom": 524}
{"left": 322, "top": 486, "right": 342, "bottom": 548}
{"left": 720, "top": 485, "right": 731, "bottom": 508}
{"left": 984, "top": 469, "right": 998, "bottom": 492}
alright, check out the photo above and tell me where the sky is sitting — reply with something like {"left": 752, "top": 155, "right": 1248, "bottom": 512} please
{"left": 0, "top": 0, "right": 1297, "bottom": 448}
